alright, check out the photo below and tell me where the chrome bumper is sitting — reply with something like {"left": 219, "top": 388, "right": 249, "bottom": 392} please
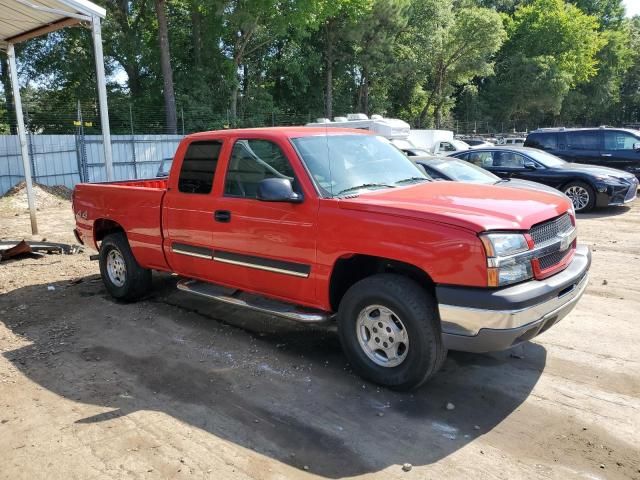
{"left": 438, "top": 245, "right": 591, "bottom": 353}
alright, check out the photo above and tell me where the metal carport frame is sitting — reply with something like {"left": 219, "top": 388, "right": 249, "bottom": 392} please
{"left": 1, "top": 0, "right": 114, "bottom": 234}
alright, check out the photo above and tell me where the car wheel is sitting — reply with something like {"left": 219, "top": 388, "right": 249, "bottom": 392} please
{"left": 337, "top": 274, "right": 446, "bottom": 390}
{"left": 563, "top": 181, "right": 596, "bottom": 212}
{"left": 99, "top": 232, "right": 152, "bottom": 301}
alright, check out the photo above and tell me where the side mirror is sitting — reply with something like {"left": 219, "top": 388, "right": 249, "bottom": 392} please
{"left": 524, "top": 161, "right": 537, "bottom": 170}
{"left": 633, "top": 142, "right": 640, "bottom": 151}
{"left": 256, "top": 178, "right": 302, "bottom": 203}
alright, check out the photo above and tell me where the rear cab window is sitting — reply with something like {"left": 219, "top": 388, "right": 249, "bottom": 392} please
{"left": 177, "top": 141, "right": 223, "bottom": 194}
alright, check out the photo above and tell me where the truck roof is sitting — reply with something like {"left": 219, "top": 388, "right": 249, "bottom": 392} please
{"left": 187, "top": 126, "right": 371, "bottom": 140}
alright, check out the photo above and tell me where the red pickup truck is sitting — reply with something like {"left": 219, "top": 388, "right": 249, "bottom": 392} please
{"left": 73, "top": 127, "right": 591, "bottom": 390}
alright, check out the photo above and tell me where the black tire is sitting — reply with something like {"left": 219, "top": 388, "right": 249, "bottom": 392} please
{"left": 563, "top": 181, "right": 596, "bottom": 212}
{"left": 99, "top": 232, "right": 152, "bottom": 301}
{"left": 337, "top": 274, "right": 446, "bottom": 391}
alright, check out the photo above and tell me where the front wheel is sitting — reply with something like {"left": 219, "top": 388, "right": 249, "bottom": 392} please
{"left": 563, "top": 181, "right": 596, "bottom": 212}
{"left": 99, "top": 232, "right": 152, "bottom": 301}
{"left": 337, "top": 274, "right": 446, "bottom": 390}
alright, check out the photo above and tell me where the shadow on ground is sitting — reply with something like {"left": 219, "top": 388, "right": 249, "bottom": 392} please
{"left": 1, "top": 273, "right": 547, "bottom": 477}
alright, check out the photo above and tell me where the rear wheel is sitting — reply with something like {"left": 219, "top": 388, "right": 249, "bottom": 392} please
{"left": 563, "top": 181, "right": 595, "bottom": 212}
{"left": 337, "top": 274, "right": 446, "bottom": 390}
{"left": 99, "top": 232, "right": 151, "bottom": 301}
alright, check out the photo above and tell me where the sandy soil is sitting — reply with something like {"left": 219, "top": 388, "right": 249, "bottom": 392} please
{"left": 0, "top": 194, "right": 639, "bottom": 480}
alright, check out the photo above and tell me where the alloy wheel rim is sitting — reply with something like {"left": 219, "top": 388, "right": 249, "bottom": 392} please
{"left": 565, "top": 186, "right": 590, "bottom": 211}
{"left": 106, "top": 249, "right": 127, "bottom": 287}
{"left": 356, "top": 305, "right": 409, "bottom": 368}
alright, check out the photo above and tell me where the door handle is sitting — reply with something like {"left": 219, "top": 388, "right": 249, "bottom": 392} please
{"left": 601, "top": 154, "right": 612, "bottom": 157}
{"left": 214, "top": 210, "right": 231, "bottom": 222}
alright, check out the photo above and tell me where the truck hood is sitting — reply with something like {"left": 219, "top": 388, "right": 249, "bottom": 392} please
{"left": 338, "top": 182, "right": 571, "bottom": 232}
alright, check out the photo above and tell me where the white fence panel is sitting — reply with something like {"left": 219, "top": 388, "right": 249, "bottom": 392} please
{"left": 0, "top": 134, "right": 184, "bottom": 195}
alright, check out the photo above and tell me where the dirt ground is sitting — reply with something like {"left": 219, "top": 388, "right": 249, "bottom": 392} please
{"left": 1, "top": 191, "right": 639, "bottom": 480}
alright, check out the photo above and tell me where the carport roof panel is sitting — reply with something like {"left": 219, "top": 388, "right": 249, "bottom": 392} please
{"left": 0, "top": 0, "right": 105, "bottom": 43}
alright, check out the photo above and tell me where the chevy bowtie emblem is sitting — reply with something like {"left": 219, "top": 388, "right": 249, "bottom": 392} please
{"left": 558, "top": 228, "right": 577, "bottom": 251}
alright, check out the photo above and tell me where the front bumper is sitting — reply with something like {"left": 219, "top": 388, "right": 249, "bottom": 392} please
{"left": 437, "top": 244, "right": 591, "bottom": 353}
{"left": 596, "top": 178, "right": 638, "bottom": 207}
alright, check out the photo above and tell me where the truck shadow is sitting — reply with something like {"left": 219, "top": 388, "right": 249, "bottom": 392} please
{"left": 1, "top": 273, "right": 547, "bottom": 477}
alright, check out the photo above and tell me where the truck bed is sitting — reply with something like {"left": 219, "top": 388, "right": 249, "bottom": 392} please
{"left": 73, "top": 178, "right": 169, "bottom": 270}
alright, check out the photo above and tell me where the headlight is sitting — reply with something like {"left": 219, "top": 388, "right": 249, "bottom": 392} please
{"left": 594, "top": 175, "right": 623, "bottom": 184}
{"left": 480, "top": 233, "right": 529, "bottom": 257}
{"left": 480, "top": 232, "right": 532, "bottom": 287}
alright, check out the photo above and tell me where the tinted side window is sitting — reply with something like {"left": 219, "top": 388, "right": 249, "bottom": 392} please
{"left": 526, "top": 133, "right": 557, "bottom": 150}
{"left": 604, "top": 131, "right": 639, "bottom": 150}
{"left": 466, "top": 151, "right": 493, "bottom": 167}
{"left": 491, "top": 151, "right": 526, "bottom": 168}
{"left": 566, "top": 131, "right": 600, "bottom": 150}
{"left": 178, "top": 141, "right": 222, "bottom": 194}
{"left": 225, "top": 139, "right": 296, "bottom": 198}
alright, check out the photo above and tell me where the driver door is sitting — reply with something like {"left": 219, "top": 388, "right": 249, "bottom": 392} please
{"left": 210, "top": 137, "right": 319, "bottom": 304}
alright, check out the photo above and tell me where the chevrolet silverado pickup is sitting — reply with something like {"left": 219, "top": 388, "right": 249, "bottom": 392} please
{"left": 73, "top": 127, "right": 591, "bottom": 390}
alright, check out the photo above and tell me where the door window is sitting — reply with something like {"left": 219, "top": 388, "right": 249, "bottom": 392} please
{"left": 526, "top": 133, "right": 557, "bottom": 150}
{"left": 439, "top": 142, "right": 457, "bottom": 152}
{"left": 566, "top": 131, "right": 600, "bottom": 150}
{"left": 491, "top": 151, "right": 526, "bottom": 168}
{"left": 604, "top": 131, "right": 639, "bottom": 150}
{"left": 177, "top": 141, "right": 222, "bottom": 194}
{"left": 467, "top": 151, "right": 493, "bottom": 167}
{"left": 224, "top": 139, "right": 296, "bottom": 198}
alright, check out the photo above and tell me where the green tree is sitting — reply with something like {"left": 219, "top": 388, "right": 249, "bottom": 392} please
{"left": 484, "top": 0, "right": 604, "bottom": 124}
{"left": 396, "top": 1, "right": 505, "bottom": 127}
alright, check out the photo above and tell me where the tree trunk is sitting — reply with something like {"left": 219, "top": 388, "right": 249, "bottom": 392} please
{"left": 362, "top": 68, "right": 370, "bottom": 115}
{"left": 0, "top": 53, "right": 17, "bottom": 134}
{"left": 230, "top": 82, "right": 239, "bottom": 124}
{"left": 191, "top": 2, "right": 202, "bottom": 67}
{"left": 154, "top": 0, "right": 177, "bottom": 134}
{"left": 324, "top": 22, "right": 335, "bottom": 119}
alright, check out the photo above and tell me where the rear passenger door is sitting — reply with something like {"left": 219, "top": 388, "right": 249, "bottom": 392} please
{"left": 163, "top": 140, "right": 222, "bottom": 281}
{"left": 564, "top": 131, "right": 602, "bottom": 165}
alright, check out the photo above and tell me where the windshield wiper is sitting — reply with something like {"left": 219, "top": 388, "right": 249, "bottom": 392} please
{"left": 335, "top": 183, "right": 395, "bottom": 196}
{"left": 395, "top": 177, "right": 430, "bottom": 185}
{"left": 494, "top": 178, "right": 511, "bottom": 184}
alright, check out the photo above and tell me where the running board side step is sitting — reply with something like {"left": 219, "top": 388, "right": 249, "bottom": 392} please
{"left": 177, "top": 279, "right": 333, "bottom": 323}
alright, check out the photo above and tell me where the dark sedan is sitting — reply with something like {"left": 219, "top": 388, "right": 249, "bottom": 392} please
{"left": 414, "top": 156, "right": 565, "bottom": 197}
{"left": 450, "top": 147, "right": 638, "bottom": 212}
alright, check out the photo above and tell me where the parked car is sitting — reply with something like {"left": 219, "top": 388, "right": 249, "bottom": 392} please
{"left": 524, "top": 127, "right": 640, "bottom": 180}
{"left": 401, "top": 147, "right": 433, "bottom": 157}
{"left": 73, "top": 128, "right": 590, "bottom": 390}
{"left": 497, "top": 137, "right": 526, "bottom": 146}
{"left": 451, "top": 146, "right": 638, "bottom": 212}
{"left": 413, "top": 156, "right": 565, "bottom": 197}
{"left": 463, "top": 138, "right": 495, "bottom": 149}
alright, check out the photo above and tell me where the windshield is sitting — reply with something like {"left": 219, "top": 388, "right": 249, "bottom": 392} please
{"left": 429, "top": 158, "right": 499, "bottom": 183}
{"left": 292, "top": 134, "right": 428, "bottom": 197}
{"left": 525, "top": 149, "right": 567, "bottom": 167}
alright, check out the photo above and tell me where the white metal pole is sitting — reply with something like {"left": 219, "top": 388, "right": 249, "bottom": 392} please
{"left": 91, "top": 16, "right": 114, "bottom": 181}
{"left": 7, "top": 43, "right": 38, "bottom": 235}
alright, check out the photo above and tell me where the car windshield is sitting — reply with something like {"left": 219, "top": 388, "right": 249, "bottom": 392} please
{"left": 291, "top": 134, "right": 429, "bottom": 197}
{"left": 428, "top": 158, "right": 499, "bottom": 183}
{"left": 525, "top": 149, "right": 567, "bottom": 167}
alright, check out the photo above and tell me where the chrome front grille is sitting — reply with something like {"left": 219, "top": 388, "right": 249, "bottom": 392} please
{"left": 538, "top": 249, "right": 570, "bottom": 270}
{"left": 530, "top": 213, "right": 573, "bottom": 246}
{"left": 624, "top": 178, "right": 638, "bottom": 202}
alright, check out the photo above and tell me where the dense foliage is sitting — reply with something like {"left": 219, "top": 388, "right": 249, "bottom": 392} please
{"left": 0, "top": 0, "right": 638, "bottom": 134}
